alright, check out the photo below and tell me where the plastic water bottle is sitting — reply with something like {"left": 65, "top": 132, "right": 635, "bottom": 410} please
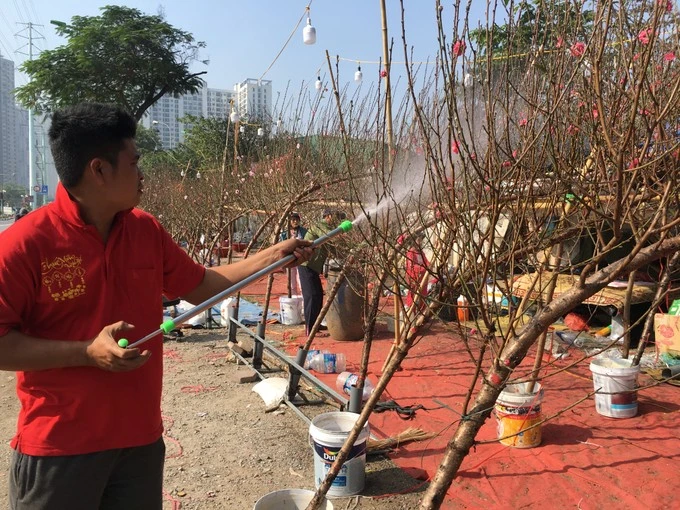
{"left": 336, "top": 372, "right": 374, "bottom": 401}
{"left": 303, "top": 349, "right": 330, "bottom": 369}
{"left": 309, "top": 352, "right": 346, "bottom": 374}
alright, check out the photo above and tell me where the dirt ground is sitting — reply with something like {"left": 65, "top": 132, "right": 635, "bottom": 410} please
{"left": 0, "top": 327, "right": 424, "bottom": 509}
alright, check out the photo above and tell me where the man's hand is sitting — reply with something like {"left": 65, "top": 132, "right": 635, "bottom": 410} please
{"left": 274, "top": 238, "right": 313, "bottom": 267}
{"left": 85, "top": 321, "right": 151, "bottom": 372}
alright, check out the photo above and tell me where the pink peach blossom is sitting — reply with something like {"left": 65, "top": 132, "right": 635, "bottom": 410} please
{"left": 570, "top": 41, "right": 586, "bottom": 57}
{"left": 638, "top": 29, "right": 652, "bottom": 45}
{"left": 664, "top": 51, "right": 676, "bottom": 62}
{"left": 452, "top": 40, "right": 466, "bottom": 58}
{"left": 519, "top": 118, "right": 528, "bottom": 127}
{"left": 556, "top": 36, "right": 564, "bottom": 49}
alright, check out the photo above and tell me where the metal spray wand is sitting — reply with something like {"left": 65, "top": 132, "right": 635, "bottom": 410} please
{"left": 119, "top": 220, "right": 354, "bottom": 349}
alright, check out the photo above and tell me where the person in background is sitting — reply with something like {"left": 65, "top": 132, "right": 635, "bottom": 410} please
{"left": 0, "top": 102, "right": 312, "bottom": 510}
{"left": 401, "top": 232, "right": 431, "bottom": 308}
{"left": 280, "top": 212, "right": 307, "bottom": 295}
{"left": 298, "top": 209, "right": 340, "bottom": 335}
{"left": 14, "top": 208, "right": 29, "bottom": 222}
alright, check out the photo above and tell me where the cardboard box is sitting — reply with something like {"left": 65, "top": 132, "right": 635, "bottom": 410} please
{"left": 654, "top": 313, "right": 680, "bottom": 356}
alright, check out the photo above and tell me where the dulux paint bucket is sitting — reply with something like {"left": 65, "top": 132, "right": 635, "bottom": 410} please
{"left": 589, "top": 357, "right": 640, "bottom": 418}
{"left": 309, "top": 412, "right": 370, "bottom": 497}
{"left": 495, "top": 382, "right": 544, "bottom": 448}
{"left": 253, "top": 488, "right": 333, "bottom": 509}
{"left": 279, "top": 295, "right": 304, "bottom": 325}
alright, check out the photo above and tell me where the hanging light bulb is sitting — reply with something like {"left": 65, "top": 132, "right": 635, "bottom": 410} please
{"left": 354, "top": 64, "right": 363, "bottom": 82}
{"left": 240, "top": 125, "right": 245, "bottom": 133}
{"left": 315, "top": 76, "right": 322, "bottom": 91}
{"left": 196, "top": 171, "right": 201, "bottom": 180}
{"left": 257, "top": 127, "right": 264, "bottom": 137}
{"left": 230, "top": 109, "right": 240, "bottom": 123}
{"left": 276, "top": 117, "right": 282, "bottom": 128}
{"left": 302, "top": 12, "right": 316, "bottom": 45}
{"left": 464, "top": 72, "right": 473, "bottom": 87}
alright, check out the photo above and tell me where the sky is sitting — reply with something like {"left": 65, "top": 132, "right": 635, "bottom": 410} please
{"left": 0, "top": 0, "right": 488, "bottom": 99}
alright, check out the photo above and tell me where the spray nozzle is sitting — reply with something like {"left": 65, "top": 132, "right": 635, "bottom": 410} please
{"left": 339, "top": 220, "right": 353, "bottom": 232}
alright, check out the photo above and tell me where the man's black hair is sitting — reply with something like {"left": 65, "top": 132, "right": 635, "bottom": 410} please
{"left": 48, "top": 103, "right": 137, "bottom": 188}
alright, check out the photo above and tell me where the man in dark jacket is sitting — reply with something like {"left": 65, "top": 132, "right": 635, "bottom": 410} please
{"left": 298, "top": 209, "right": 338, "bottom": 335}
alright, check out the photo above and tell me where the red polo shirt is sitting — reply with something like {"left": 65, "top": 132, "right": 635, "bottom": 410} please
{"left": 0, "top": 184, "right": 205, "bottom": 456}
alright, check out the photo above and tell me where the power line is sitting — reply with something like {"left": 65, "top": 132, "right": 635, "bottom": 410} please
{"left": 12, "top": 0, "right": 26, "bottom": 24}
{"left": 19, "top": 0, "right": 33, "bottom": 25}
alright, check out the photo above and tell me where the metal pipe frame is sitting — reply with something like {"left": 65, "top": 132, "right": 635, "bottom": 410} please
{"left": 231, "top": 317, "right": 349, "bottom": 407}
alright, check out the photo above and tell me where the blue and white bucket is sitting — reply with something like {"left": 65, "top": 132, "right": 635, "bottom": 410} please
{"left": 309, "top": 412, "right": 370, "bottom": 497}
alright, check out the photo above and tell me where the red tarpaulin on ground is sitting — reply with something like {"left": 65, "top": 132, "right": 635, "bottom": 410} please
{"left": 241, "top": 272, "right": 679, "bottom": 509}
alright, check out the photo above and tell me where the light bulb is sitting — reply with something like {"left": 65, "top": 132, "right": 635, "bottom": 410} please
{"left": 315, "top": 76, "right": 322, "bottom": 90}
{"left": 196, "top": 172, "right": 201, "bottom": 179}
{"left": 354, "top": 65, "right": 363, "bottom": 82}
{"left": 303, "top": 17, "right": 316, "bottom": 45}
{"left": 230, "top": 110, "right": 240, "bottom": 123}
{"left": 240, "top": 125, "right": 245, "bottom": 133}
{"left": 464, "top": 73, "right": 473, "bottom": 87}
{"left": 277, "top": 118, "right": 282, "bottom": 128}
{"left": 257, "top": 127, "right": 264, "bottom": 137}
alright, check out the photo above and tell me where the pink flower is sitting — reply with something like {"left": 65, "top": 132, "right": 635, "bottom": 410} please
{"left": 570, "top": 41, "right": 586, "bottom": 57}
{"left": 248, "top": 170, "right": 255, "bottom": 177}
{"left": 664, "top": 51, "right": 676, "bottom": 62}
{"left": 512, "top": 150, "right": 518, "bottom": 158}
{"left": 638, "top": 29, "right": 652, "bottom": 45}
{"left": 452, "top": 40, "right": 466, "bottom": 58}
{"left": 502, "top": 160, "right": 512, "bottom": 168}
{"left": 567, "top": 124, "right": 579, "bottom": 135}
{"left": 592, "top": 107, "right": 599, "bottom": 119}
{"left": 519, "top": 118, "right": 528, "bottom": 127}
{"left": 659, "top": 0, "right": 672, "bottom": 13}
{"left": 556, "top": 36, "right": 564, "bottom": 49}
{"left": 633, "top": 53, "right": 641, "bottom": 61}
{"left": 380, "top": 69, "right": 387, "bottom": 78}
{"left": 451, "top": 140, "right": 460, "bottom": 154}
{"left": 628, "top": 157, "right": 640, "bottom": 169}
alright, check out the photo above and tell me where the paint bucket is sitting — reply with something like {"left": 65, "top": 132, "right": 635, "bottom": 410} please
{"left": 253, "top": 489, "right": 334, "bottom": 510}
{"left": 309, "top": 412, "right": 370, "bottom": 497}
{"left": 589, "top": 358, "right": 640, "bottom": 418}
{"left": 495, "top": 382, "right": 543, "bottom": 448}
{"left": 279, "top": 295, "right": 304, "bottom": 325}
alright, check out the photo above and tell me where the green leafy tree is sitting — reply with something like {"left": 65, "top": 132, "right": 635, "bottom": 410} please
{"left": 469, "top": 0, "right": 594, "bottom": 58}
{"left": 135, "top": 124, "right": 163, "bottom": 155}
{"left": 15, "top": 5, "right": 207, "bottom": 120}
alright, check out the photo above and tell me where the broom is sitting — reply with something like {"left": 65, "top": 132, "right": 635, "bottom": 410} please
{"left": 367, "top": 427, "right": 437, "bottom": 453}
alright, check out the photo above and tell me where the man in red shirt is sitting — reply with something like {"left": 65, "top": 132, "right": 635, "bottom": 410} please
{"left": 0, "top": 103, "right": 311, "bottom": 509}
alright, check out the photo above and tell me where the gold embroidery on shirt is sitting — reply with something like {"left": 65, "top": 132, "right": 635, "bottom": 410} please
{"left": 41, "top": 255, "right": 86, "bottom": 301}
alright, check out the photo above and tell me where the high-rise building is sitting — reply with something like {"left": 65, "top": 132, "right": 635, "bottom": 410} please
{"left": 234, "top": 78, "right": 272, "bottom": 122}
{"left": 142, "top": 85, "right": 235, "bottom": 149}
{"left": 0, "top": 53, "right": 28, "bottom": 190}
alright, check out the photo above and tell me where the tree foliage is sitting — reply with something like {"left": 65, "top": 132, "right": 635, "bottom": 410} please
{"left": 469, "top": 0, "right": 594, "bottom": 57}
{"left": 15, "top": 5, "right": 207, "bottom": 120}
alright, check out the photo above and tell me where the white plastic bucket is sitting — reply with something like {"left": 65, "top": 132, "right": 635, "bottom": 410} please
{"left": 309, "top": 412, "right": 370, "bottom": 497}
{"left": 253, "top": 489, "right": 333, "bottom": 509}
{"left": 220, "top": 297, "right": 237, "bottom": 327}
{"left": 280, "top": 295, "right": 304, "bottom": 325}
{"left": 495, "top": 382, "right": 543, "bottom": 448}
{"left": 590, "top": 358, "right": 640, "bottom": 418}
